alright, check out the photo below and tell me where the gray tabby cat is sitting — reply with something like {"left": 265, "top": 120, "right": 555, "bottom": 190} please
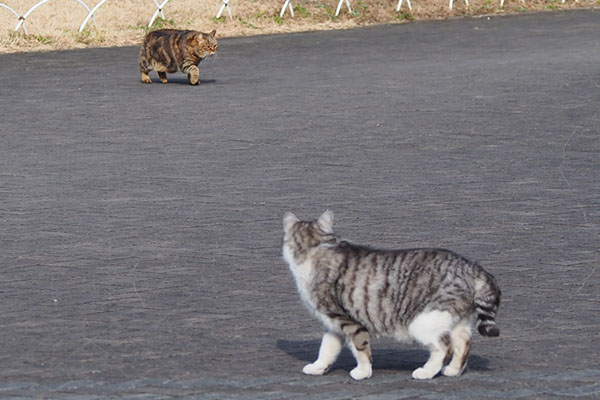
{"left": 282, "top": 210, "right": 501, "bottom": 380}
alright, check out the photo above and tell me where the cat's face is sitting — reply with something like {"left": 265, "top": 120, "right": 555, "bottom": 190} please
{"left": 283, "top": 211, "right": 335, "bottom": 253}
{"left": 193, "top": 30, "right": 218, "bottom": 58}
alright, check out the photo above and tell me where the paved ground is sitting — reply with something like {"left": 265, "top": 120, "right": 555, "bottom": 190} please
{"left": 1, "top": 9, "right": 599, "bottom": 399}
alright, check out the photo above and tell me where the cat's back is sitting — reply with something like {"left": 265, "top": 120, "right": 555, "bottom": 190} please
{"left": 142, "top": 29, "right": 196, "bottom": 45}
{"left": 145, "top": 29, "right": 193, "bottom": 37}
{"left": 329, "top": 240, "right": 484, "bottom": 281}
{"left": 334, "top": 240, "right": 467, "bottom": 263}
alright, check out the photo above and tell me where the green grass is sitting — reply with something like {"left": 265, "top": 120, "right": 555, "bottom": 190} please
{"left": 293, "top": 5, "right": 310, "bottom": 17}
{"left": 318, "top": 3, "right": 337, "bottom": 21}
{"left": 6, "top": 31, "right": 54, "bottom": 46}
{"left": 149, "top": 17, "right": 177, "bottom": 30}
{"left": 212, "top": 16, "right": 227, "bottom": 23}
{"left": 75, "top": 29, "right": 105, "bottom": 45}
{"left": 129, "top": 16, "right": 177, "bottom": 32}
{"left": 396, "top": 12, "right": 414, "bottom": 21}
{"left": 237, "top": 16, "right": 261, "bottom": 29}
{"left": 33, "top": 34, "right": 53, "bottom": 45}
{"left": 352, "top": 1, "right": 369, "bottom": 16}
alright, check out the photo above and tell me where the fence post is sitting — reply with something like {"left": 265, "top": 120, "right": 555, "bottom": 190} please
{"left": 216, "top": 0, "right": 232, "bottom": 19}
{"left": 0, "top": 3, "right": 28, "bottom": 34}
{"left": 148, "top": 0, "right": 171, "bottom": 27}
{"left": 280, "top": 0, "right": 293, "bottom": 17}
{"left": 335, "top": 0, "right": 351, "bottom": 16}
{"left": 14, "top": 0, "right": 95, "bottom": 33}
{"left": 15, "top": 0, "right": 50, "bottom": 32}
{"left": 396, "top": 0, "right": 412, "bottom": 11}
{"left": 449, "top": 0, "right": 468, "bottom": 9}
{"left": 79, "top": 0, "right": 106, "bottom": 32}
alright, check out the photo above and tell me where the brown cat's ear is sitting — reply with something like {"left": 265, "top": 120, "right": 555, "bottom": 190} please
{"left": 283, "top": 212, "right": 299, "bottom": 232}
{"left": 210, "top": 29, "right": 216, "bottom": 38}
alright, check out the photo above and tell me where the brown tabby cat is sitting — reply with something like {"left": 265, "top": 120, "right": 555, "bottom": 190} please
{"left": 139, "top": 29, "right": 218, "bottom": 85}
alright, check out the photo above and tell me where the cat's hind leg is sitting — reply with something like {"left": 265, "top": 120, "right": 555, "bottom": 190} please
{"left": 346, "top": 327, "right": 373, "bottom": 380}
{"left": 442, "top": 323, "right": 471, "bottom": 377}
{"left": 303, "top": 332, "right": 343, "bottom": 376}
{"left": 408, "top": 310, "right": 453, "bottom": 380}
{"left": 157, "top": 72, "right": 168, "bottom": 84}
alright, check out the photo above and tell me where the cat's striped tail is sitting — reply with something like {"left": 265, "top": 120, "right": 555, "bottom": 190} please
{"left": 474, "top": 271, "right": 501, "bottom": 337}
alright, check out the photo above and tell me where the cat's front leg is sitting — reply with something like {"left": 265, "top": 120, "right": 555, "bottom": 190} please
{"left": 303, "top": 332, "right": 343, "bottom": 376}
{"left": 139, "top": 57, "right": 152, "bottom": 83}
{"left": 184, "top": 65, "right": 200, "bottom": 85}
{"left": 158, "top": 72, "right": 168, "bottom": 84}
{"left": 140, "top": 70, "right": 152, "bottom": 84}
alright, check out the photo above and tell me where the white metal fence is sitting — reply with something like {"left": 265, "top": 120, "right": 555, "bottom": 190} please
{"left": 0, "top": 0, "right": 576, "bottom": 36}
{"left": 0, "top": 0, "right": 234, "bottom": 34}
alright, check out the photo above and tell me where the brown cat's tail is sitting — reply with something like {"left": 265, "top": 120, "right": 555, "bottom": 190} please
{"left": 474, "top": 271, "right": 501, "bottom": 337}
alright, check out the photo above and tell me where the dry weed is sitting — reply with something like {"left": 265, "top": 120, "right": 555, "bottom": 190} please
{"left": 0, "top": 0, "right": 597, "bottom": 53}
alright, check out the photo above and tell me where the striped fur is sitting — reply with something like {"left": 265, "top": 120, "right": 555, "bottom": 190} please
{"left": 139, "top": 29, "right": 218, "bottom": 85}
{"left": 282, "top": 211, "right": 501, "bottom": 380}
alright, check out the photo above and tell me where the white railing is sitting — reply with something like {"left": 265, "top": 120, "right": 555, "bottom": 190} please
{"left": 0, "top": 0, "right": 97, "bottom": 33}
{"left": 79, "top": 0, "right": 175, "bottom": 32}
{"left": 280, "top": 0, "right": 293, "bottom": 17}
{"left": 79, "top": 0, "right": 108, "bottom": 32}
{"left": 216, "top": 0, "right": 232, "bottom": 19}
{"left": 0, "top": 2, "right": 27, "bottom": 34}
{"left": 397, "top": 0, "right": 412, "bottom": 12}
{"left": 448, "top": 0, "right": 468, "bottom": 9}
{"left": 2, "top": 0, "right": 567, "bottom": 37}
{"left": 0, "top": 0, "right": 233, "bottom": 34}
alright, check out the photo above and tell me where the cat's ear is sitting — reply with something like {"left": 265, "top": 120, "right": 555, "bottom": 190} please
{"left": 209, "top": 29, "right": 217, "bottom": 38}
{"left": 317, "top": 210, "right": 334, "bottom": 233}
{"left": 283, "top": 212, "right": 299, "bottom": 232}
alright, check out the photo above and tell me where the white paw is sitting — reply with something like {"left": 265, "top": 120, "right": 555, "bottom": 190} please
{"left": 349, "top": 365, "right": 372, "bottom": 380}
{"left": 302, "top": 362, "right": 328, "bottom": 375}
{"left": 412, "top": 367, "right": 436, "bottom": 380}
{"left": 441, "top": 365, "right": 463, "bottom": 377}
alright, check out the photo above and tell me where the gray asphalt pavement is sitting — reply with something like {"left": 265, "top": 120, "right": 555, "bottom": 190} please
{"left": 1, "top": 9, "right": 599, "bottom": 399}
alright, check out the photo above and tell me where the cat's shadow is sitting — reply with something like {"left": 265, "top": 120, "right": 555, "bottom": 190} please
{"left": 161, "top": 78, "right": 217, "bottom": 85}
{"left": 277, "top": 339, "right": 490, "bottom": 373}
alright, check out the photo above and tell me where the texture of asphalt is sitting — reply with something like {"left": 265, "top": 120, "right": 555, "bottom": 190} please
{"left": 1, "top": 9, "right": 599, "bottom": 399}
